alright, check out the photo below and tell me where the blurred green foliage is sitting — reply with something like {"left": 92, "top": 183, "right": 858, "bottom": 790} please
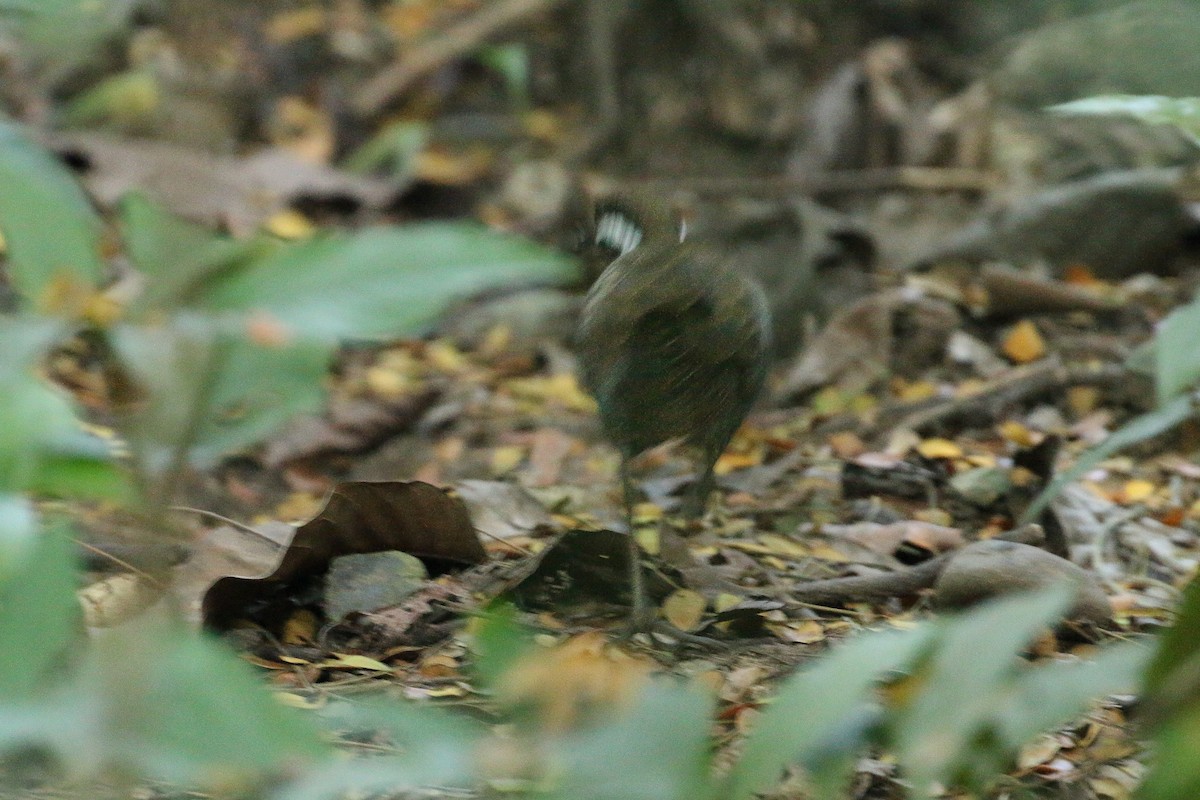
{"left": 0, "top": 87, "right": 1187, "bottom": 799}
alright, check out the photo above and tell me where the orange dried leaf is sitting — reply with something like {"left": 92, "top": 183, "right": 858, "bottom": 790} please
{"left": 714, "top": 450, "right": 760, "bottom": 475}
{"left": 1002, "top": 320, "right": 1046, "bottom": 363}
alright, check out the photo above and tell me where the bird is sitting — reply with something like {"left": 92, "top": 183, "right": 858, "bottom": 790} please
{"left": 575, "top": 193, "right": 772, "bottom": 631}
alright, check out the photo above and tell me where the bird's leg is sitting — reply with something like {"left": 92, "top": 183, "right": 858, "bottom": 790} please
{"left": 681, "top": 449, "right": 719, "bottom": 521}
{"left": 620, "top": 458, "right": 653, "bottom": 633}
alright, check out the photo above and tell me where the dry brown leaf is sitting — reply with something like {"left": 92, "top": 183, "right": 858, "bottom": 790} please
{"left": 202, "top": 481, "right": 485, "bottom": 631}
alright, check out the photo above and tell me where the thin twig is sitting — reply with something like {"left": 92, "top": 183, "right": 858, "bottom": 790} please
{"left": 612, "top": 167, "right": 1001, "bottom": 197}
{"left": 71, "top": 538, "right": 166, "bottom": 588}
{"left": 354, "top": 0, "right": 566, "bottom": 113}
{"left": 170, "top": 505, "right": 284, "bottom": 549}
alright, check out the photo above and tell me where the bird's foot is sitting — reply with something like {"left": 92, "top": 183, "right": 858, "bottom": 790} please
{"left": 614, "top": 610, "right": 726, "bottom": 650}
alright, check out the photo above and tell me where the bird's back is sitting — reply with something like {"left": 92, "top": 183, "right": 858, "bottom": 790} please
{"left": 577, "top": 233, "right": 770, "bottom": 461}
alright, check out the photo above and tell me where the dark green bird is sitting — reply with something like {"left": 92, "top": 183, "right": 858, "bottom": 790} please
{"left": 576, "top": 194, "right": 771, "bottom": 630}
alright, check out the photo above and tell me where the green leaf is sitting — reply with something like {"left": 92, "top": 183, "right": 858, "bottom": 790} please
{"left": 548, "top": 681, "right": 714, "bottom": 800}
{"left": 1157, "top": 299, "right": 1200, "bottom": 403}
{"left": 110, "top": 316, "right": 331, "bottom": 475}
{"left": 0, "top": 494, "right": 36, "bottom": 580}
{"left": 0, "top": 519, "right": 80, "bottom": 699}
{"left": 995, "top": 641, "right": 1147, "bottom": 750}
{"left": 1020, "top": 393, "right": 1195, "bottom": 524}
{"left": 60, "top": 68, "right": 159, "bottom": 130}
{"left": 0, "top": 316, "right": 122, "bottom": 499}
{"left": 1145, "top": 573, "right": 1200, "bottom": 695}
{"left": 893, "top": 589, "right": 1073, "bottom": 799}
{"left": 5, "top": 0, "right": 137, "bottom": 81}
{"left": 78, "top": 615, "right": 328, "bottom": 784}
{"left": 726, "top": 626, "right": 935, "bottom": 800}
{"left": 20, "top": 431, "right": 126, "bottom": 502}
{"left": 471, "top": 602, "right": 536, "bottom": 691}
{"left": 478, "top": 44, "right": 531, "bottom": 108}
{"left": 120, "top": 194, "right": 277, "bottom": 315}
{"left": 0, "top": 122, "right": 104, "bottom": 302}
{"left": 343, "top": 121, "right": 429, "bottom": 180}
{"left": 1050, "top": 95, "right": 1200, "bottom": 145}
{"left": 1139, "top": 704, "right": 1200, "bottom": 800}
{"left": 193, "top": 224, "right": 580, "bottom": 341}
{"left": 279, "top": 698, "right": 485, "bottom": 798}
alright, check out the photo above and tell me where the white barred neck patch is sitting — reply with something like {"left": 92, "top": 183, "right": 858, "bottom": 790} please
{"left": 595, "top": 209, "right": 644, "bottom": 256}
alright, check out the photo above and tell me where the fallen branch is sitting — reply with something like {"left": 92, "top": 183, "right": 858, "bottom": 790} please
{"left": 355, "top": 0, "right": 566, "bottom": 113}
{"left": 611, "top": 167, "right": 1001, "bottom": 196}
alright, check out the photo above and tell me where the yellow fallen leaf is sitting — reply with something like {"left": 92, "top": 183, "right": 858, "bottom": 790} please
{"left": 426, "top": 339, "right": 470, "bottom": 373}
{"left": 998, "top": 420, "right": 1037, "bottom": 447}
{"left": 324, "top": 653, "right": 392, "bottom": 672}
{"left": 756, "top": 533, "right": 810, "bottom": 558}
{"left": 418, "top": 685, "right": 468, "bottom": 698}
{"left": 773, "top": 619, "right": 825, "bottom": 644}
{"left": 365, "top": 364, "right": 416, "bottom": 398}
{"left": 264, "top": 209, "right": 316, "bottom": 240}
{"left": 1118, "top": 479, "right": 1156, "bottom": 503}
{"left": 265, "top": 8, "right": 326, "bottom": 43}
{"left": 894, "top": 379, "right": 937, "bottom": 402}
{"left": 1002, "top": 319, "right": 1046, "bottom": 363}
{"left": 634, "top": 525, "right": 660, "bottom": 556}
{"left": 282, "top": 609, "right": 319, "bottom": 645}
{"left": 419, "top": 654, "right": 460, "bottom": 678}
{"left": 914, "top": 508, "right": 954, "bottom": 526}
{"left": 916, "top": 437, "right": 962, "bottom": 459}
{"left": 714, "top": 450, "right": 760, "bottom": 475}
{"left": 275, "top": 692, "right": 322, "bottom": 709}
{"left": 662, "top": 589, "right": 706, "bottom": 632}
{"left": 491, "top": 445, "right": 525, "bottom": 476}
{"left": 1067, "top": 385, "right": 1100, "bottom": 416}
{"left": 714, "top": 593, "right": 743, "bottom": 614}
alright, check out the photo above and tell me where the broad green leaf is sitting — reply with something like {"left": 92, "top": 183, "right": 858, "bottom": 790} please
{"left": 1146, "top": 575, "right": 1200, "bottom": 697}
{"left": 0, "top": 520, "right": 80, "bottom": 698}
{"left": 26, "top": 445, "right": 130, "bottom": 503}
{"left": 79, "top": 615, "right": 327, "bottom": 784}
{"left": 1050, "top": 95, "right": 1200, "bottom": 145}
{"left": 1020, "top": 393, "right": 1195, "bottom": 524}
{"left": 0, "top": 494, "right": 36, "bottom": 580}
{"left": 893, "top": 589, "right": 1072, "bottom": 799}
{"left": 549, "top": 681, "right": 714, "bottom": 800}
{"left": 1156, "top": 299, "right": 1200, "bottom": 403}
{"left": 193, "top": 224, "right": 580, "bottom": 341}
{"left": 60, "top": 68, "right": 160, "bottom": 130}
{"left": 5, "top": 0, "right": 137, "bottom": 81}
{"left": 726, "top": 626, "right": 935, "bottom": 800}
{"left": 279, "top": 698, "right": 485, "bottom": 798}
{"left": 120, "top": 194, "right": 276, "bottom": 315}
{"left": 0, "top": 316, "right": 121, "bottom": 498}
{"left": 996, "top": 641, "right": 1147, "bottom": 750}
{"left": 1139, "top": 705, "right": 1200, "bottom": 800}
{"left": 471, "top": 602, "right": 536, "bottom": 692}
{"left": 111, "top": 317, "right": 330, "bottom": 475}
{"left": 0, "top": 122, "right": 103, "bottom": 302}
